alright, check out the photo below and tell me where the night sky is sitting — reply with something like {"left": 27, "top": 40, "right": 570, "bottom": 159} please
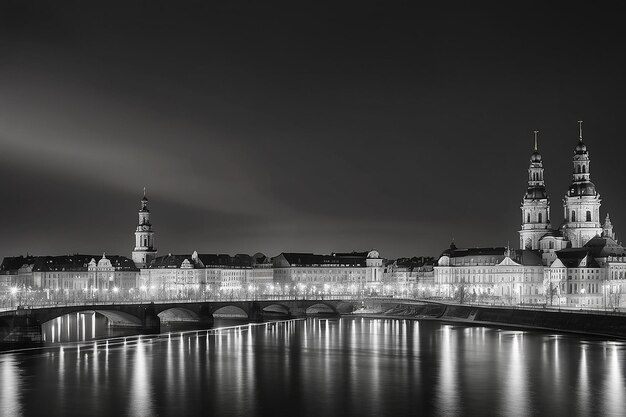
{"left": 1, "top": 1, "right": 625, "bottom": 260}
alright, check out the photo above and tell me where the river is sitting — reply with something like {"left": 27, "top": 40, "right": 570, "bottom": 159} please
{"left": 1, "top": 317, "right": 625, "bottom": 416}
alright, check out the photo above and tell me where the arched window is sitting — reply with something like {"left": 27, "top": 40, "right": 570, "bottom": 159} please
{"left": 571, "top": 210, "right": 576, "bottom": 222}
{"left": 586, "top": 211, "right": 591, "bottom": 222}
{"left": 527, "top": 213, "right": 531, "bottom": 223}
{"left": 582, "top": 165, "right": 586, "bottom": 173}
{"left": 538, "top": 213, "right": 542, "bottom": 223}
{"left": 577, "top": 165, "right": 581, "bottom": 173}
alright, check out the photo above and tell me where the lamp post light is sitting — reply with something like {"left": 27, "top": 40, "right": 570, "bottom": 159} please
{"left": 580, "top": 287, "right": 586, "bottom": 309}
{"left": 10, "top": 287, "right": 18, "bottom": 308}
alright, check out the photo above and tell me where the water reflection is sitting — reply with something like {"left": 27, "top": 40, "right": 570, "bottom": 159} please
{"left": 2, "top": 318, "right": 626, "bottom": 417}
{"left": 0, "top": 356, "right": 22, "bottom": 416}
{"left": 604, "top": 344, "right": 625, "bottom": 417}
{"left": 42, "top": 312, "right": 140, "bottom": 343}
{"left": 128, "top": 339, "right": 154, "bottom": 417}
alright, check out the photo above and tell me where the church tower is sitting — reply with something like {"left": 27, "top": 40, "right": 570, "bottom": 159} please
{"left": 519, "top": 131, "right": 551, "bottom": 249}
{"left": 603, "top": 213, "right": 615, "bottom": 240}
{"left": 132, "top": 188, "right": 157, "bottom": 268}
{"left": 562, "top": 121, "right": 602, "bottom": 247}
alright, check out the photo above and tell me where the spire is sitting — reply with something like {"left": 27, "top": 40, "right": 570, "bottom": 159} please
{"left": 603, "top": 213, "right": 614, "bottom": 239}
{"left": 578, "top": 120, "right": 583, "bottom": 142}
{"left": 533, "top": 130, "right": 538, "bottom": 151}
{"left": 102, "top": 252, "right": 106, "bottom": 259}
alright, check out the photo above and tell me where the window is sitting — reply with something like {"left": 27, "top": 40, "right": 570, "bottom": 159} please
{"left": 571, "top": 210, "right": 576, "bottom": 222}
{"left": 527, "top": 213, "right": 530, "bottom": 223}
{"left": 582, "top": 165, "right": 586, "bottom": 173}
{"left": 577, "top": 165, "right": 581, "bottom": 173}
{"left": 586, "top": 211, "right": 591, "bottom": 222}
{"left": 538, "top": 213, "right": 542, "bottom": 223}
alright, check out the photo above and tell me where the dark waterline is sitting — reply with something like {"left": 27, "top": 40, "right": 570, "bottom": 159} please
{"left": 2, "top": 318, "right": 625, "bottom": 417}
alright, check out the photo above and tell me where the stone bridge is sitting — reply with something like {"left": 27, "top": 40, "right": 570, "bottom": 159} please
{"left": 0, "top": 299, "right": 356, "bottom": 345}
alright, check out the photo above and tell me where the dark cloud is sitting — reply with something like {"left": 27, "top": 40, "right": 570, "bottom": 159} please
{"left": 1, "top": 1, "right": 626, "bottom": 259}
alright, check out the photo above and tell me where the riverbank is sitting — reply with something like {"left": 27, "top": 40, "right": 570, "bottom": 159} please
{"left": 352, "top": 300, "right": 626, "bottom": 339}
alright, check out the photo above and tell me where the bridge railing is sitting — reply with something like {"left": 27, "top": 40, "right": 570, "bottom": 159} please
{"left": 365, "top": 296, "right": 626, "bottom": 317}
{"left": 0, "top": 294, "right": 362, "bottom": 312}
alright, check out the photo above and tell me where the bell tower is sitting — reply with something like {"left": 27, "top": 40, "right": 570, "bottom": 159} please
{"left": 562, "top": 121, "right": 602, "bottom": 247}
{"left": 519, "top": 130, "right": 551, "bottom": 249}
{"left": 132, "top": 188, "right": 157, "bottom": 268}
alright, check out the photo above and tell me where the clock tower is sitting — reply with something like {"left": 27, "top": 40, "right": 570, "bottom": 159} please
{"left": 132, "top": 188, "right": 157, "bottom": 268}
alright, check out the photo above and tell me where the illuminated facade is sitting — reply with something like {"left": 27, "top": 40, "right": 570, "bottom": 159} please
{"left": 0, "top": 254, "right": 139, "bottom": 297}
{"left": 435, "top": 245, "right": 544, "bottom": 304}
{"left": 272, "top": 251, "right": 384, "bottom": 295}
{"left": 382, "top": 258, "right": 435, "bottom": 297}
{"left": 138, "top": 251, "right": 274, "bottom": 298}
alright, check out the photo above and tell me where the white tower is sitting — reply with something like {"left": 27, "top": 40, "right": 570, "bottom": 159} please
{"left": 132, "top": 188, "right": 157, "bottom": 268}
{"left": 562, "top": 121, "right": 602, "bottom": 247}
{"left": 519, "top": 131, "right": 551, "bottom": 249}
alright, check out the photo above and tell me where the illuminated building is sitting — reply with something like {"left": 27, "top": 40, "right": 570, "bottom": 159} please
{"left": 271, "top": 250, "right": 384, "bottom": 295}
{"left": 436, "top": 122, "right": 626, "bottom": 308}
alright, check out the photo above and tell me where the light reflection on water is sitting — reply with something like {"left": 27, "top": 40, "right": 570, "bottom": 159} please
{"left": 1, "top": 318, "right": 626, "bottom": 417}
{"left": 42, "top": 312, "right": 140, "bottom": 343}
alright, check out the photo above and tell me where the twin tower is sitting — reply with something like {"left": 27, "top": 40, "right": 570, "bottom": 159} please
{"left": 519, "top": 121, "right": 606, "bottom": 251}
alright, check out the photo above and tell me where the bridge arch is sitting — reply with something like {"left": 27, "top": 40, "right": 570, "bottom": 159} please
{"left": 305, "top": 303, "right": 339, "bottom": 315}
{"left": 0, "top": 316, "right": 11, "bottom": 340}
{"left": 212, "top": 305, "right": 249, "bottom": 318}
{"left": 262, "top": 304, "right": 291, "bottom": 316}
{"left": 158, "top": 307, "right": 200, "bottom": 322}
{"left": 334, "top": 301, "right": 356, "bottom": 314}
{"left": 41, "top": 309, "right": 143, "bottom": 327}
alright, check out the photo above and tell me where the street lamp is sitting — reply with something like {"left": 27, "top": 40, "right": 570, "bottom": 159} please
{"left": 10, "top": 287, "right": 18, "bottom": 307}
{"left": 580, "top": 287, "right": 586, "bottom": 309}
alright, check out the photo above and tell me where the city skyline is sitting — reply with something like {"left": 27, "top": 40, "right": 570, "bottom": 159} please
{"left": 2, "top": 2, "right": 626, "bottom": 259}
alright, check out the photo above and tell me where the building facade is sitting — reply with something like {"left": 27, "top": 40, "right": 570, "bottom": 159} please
{"left": 138, "top": 251, "right": 274, "bottom": 299}
{"left": 271, "top": 251, "right": 384, "bottom": 295}
{"left": 0, "top": 254, "right": 139, "bottom": 300}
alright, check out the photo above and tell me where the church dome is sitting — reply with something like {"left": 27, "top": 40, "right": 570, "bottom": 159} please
{"left": 567, "top": 181, "right": 596, "bottom": 197}
{"left": 575, "top": 141, "right": 587, "bottom": 154}
{"left": 530, "top": 151, "right": 542, "bottom": 163}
